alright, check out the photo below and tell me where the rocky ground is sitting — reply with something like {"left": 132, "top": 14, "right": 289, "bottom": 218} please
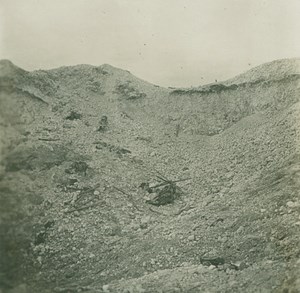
{"left": 0, "top": 58, "right": 300, "bottom": 292}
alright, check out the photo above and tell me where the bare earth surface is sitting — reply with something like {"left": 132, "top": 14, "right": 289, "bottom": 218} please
{"left": 0, "top": 58, "right": 300, "bottom": 292}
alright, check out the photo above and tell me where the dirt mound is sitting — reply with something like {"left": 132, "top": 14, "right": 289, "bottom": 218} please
{"left": 225, "top": 58, "right": 300, "bottom": 85}
{"left": 0, "top": 59, "right": 300, "bottom": 292}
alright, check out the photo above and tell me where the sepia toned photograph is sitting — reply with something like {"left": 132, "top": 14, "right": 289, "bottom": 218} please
{"left": 0, "top": 1, "right": 300, "bottom": 292}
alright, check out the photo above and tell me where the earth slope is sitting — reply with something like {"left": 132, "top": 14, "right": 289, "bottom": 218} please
{"left": 0, "top": 58, "right": 300, "bottom": 292}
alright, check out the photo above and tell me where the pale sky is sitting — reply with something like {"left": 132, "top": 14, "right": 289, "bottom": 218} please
{"left": 0, "top": 0, "right": 299, "bottom": 87}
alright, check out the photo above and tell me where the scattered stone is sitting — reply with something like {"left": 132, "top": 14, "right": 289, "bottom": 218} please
{"left": 34, "top": 231, "right": 46, "bottom": 245}
{"left": 139, "top": 182, "right": 153, "bottom": 193}
{"left": 141, "top": 216, "right": 150, "bottom": 224}
{"left": 229, "top": 261, "right": 247, "bottom": 271}
{"left": 95, "top": 141, "right": 131, "bottom": 156}
{"left": 94, "top": 190, "right": 100, "bottom": 196}
{"left": 200, "top": 257, "right": 225, "bottom": 266}
{"left": 236, "top": 226, "right": 244, "bottom": 233}
{"left": 115, "top": 82, "right": 146, "bottom": 100}
{"left": 65, "top": 161, "right": 89, "bottom": 175}
{"left": 225, "top": 172, "right": 234, "bottom": 179}
{"left": 98, "top": 115, "right": 108, "bottom": 132}
{"left": 140, "top": 222, "right": 148, "bottom": 229}
{"left": 66, "top": 111, "right": 82, "bottom": 120}
{"left": 287, "top": 201, "right": 299, "bottom": 208}
{"left": 188, "top": 234, "right": 196, "bottom": 241}
{"left": 37, "top": 256, "right": 42, "bottom": 264}
{"left": 65, "top": 271, "right": 74, "bottom": 279}
{"left": 102, "top": 285, "right": 109, "bottom": 293}
{"left": 44, "top": 219, "right": 55, "bottom": 229}
{"left": 73, "top": 211, "right": 80, "bottom": 217}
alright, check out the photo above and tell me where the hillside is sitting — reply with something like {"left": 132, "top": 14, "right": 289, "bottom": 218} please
{"left": 0, "top": 59, "right": 300, "bottom": 293}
